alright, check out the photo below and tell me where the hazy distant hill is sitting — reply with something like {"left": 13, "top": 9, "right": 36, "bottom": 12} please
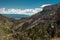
{"left": 2, "top": 14, "right": 30, "bottom": 20}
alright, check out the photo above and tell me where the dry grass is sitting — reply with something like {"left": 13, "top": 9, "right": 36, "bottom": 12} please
{"left": 51, "top": 37, "right": 60, "bottom": 40}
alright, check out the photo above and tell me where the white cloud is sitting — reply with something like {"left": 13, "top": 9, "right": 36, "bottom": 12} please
{"left": 40, "top": 4, "right": 51, "bottom": 8}
{"left": 0, "top": 4, "right": 51, "bottom": 15}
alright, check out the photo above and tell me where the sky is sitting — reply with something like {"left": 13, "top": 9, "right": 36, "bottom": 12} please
{"left": 0, "top": 0, "right": 60, "bottom": 15}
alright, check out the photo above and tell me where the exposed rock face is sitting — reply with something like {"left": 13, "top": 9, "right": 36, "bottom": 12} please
{"left": 54, "top": 5, "right": 60, "bottom": 29}
{"left": 55, "top": 6, "right": 60, "bottom": 21}
{"left": 43, "top": 4, "right": 60, "bottom": 11}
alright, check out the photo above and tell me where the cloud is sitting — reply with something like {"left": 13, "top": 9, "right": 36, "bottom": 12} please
{"left": 40, "top": 4, "right": 51, "bottom": 8}
{"left": 0, "top": 8, "right": 43, "bottom": 15}
{"left": 0, "top": 4, "right": 51, "bottom": 15}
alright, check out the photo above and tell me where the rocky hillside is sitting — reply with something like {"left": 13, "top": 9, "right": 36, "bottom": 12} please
{"left": 0, "top": 3, "right": 60, "bottom": 40}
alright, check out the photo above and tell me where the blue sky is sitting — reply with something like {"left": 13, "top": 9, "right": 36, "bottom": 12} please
{"left": 0, "top": 0, "right": 60, "bottom": 15}
{"left": 0, "top": 0, "right": 60, "bottom": 9}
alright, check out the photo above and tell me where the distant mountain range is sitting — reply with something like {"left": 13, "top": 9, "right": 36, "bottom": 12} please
{"left": 0, "top": 3, "right": 60, "bottom": 40}
{"left": 2, "top": 14, "right": 30, "bottom": 20}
